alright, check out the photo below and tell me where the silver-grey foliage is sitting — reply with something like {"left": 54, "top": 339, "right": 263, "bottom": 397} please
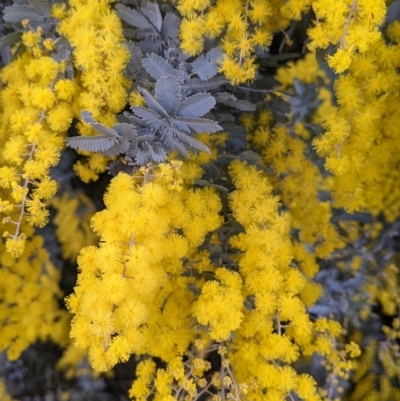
{"left": 66, "top": 78, "right": 221, "bottom": 164}
{"left": 191, "top": 48, "right": 223, "bottom": 80}
{"left": 142, "top": 53, "right": 175, "bottom": 80}
{"left": 3, "top": 4, "right": 44, "bottom": 22}
{"left": 29, "top": 0, "right": 51, "bottom": 17}
{"left": 66, "top": 1, "right": 257, "bottom": 166}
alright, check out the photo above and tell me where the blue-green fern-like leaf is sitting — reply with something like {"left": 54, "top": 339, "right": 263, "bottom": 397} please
{"left": 160, "top": 127, "right": 190, "bottom": 157}
{"left": 135, "top": 147, "right": 151, "bottom": 165}
{"left": 140, "top": 1, "right": 162, "bottom": 31}
{"left": 113, "top": 123, "right": 138, "bottom": 140}
{"left": 175, "top": 93, "right": 216, "bottom": 118}
{"left": 126, "top": 41, "right": 144, "bottom": 76}
{"left": 102, "top": 140, "right": 131, "bottom": 157}
{"left": 173, "top": 117, "right": 222, "bottom": 133}
{"left": 147, "top": 142, "right": 167, "bottom": 162}
{"left": 214, "top": 92, "right": 256, "bottom": 111}
{"left": 141, "top": 53, "right": 175, "bottom": 80}
{"left": 155, "top": 75, "right": 182, "bottom": 113}
{"left": 66, "top": 136, "right": 119, "bottom": 153}
{"left": 182, "top": 76, "right": 227, "bottom": 94}
{"left": 171, "top": 128, "right": 210, "bottom": 154}
{"left": 131, "top": 107, "right": 165, "bottom": 130}
{"left": 161, "top": 12, "right": 180, "bottom": 41}
{"left": 191, "top": 48, "right": 223, "bottom": 80}
{"left": 81, "top": 111, "right": 119, "bottom": 137}
{"left": 115, "top": 3, "right": 151, "bottom": 30}
{"left": 137, "top": 87, "right": 169, "bottom": 117}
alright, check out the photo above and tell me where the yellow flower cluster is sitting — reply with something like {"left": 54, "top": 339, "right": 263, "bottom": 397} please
{"left": 248, "top": 118, "right": 344, "bottom": 259}
{"left": 0, "top": 32, "right": 75, "bottom": 256}
{"left": 243, "top": 56, "right": 345, "bottom": 310}
{"left": 234, "top": 50, "right": 372, "bottom": 399}
{"left": 0, "top": 231, "right": 70, "bottom": 360}
{"left": 67, "top": 162, "right": 223, "bottom": 371}
{"left": 225, "top": 160, "right": 322, "bottom": 400}
{"left": 350, "top": 336, "right": 400, "bottom": 401}
{"left": 58, "top": 0, "right": 130, "bottom": 116}
{"left": 175, "top": 0, "right": 312, "bottom": 84}
{"left": 1, "top": 0, "right": 397, "bottom": 398}
{"left": 312, "top": 29, "right": 400, "bottom": 216}
{"left": 51, "top": 192, "right": 97, "bottom": 261}
{"left": 56, "top": 0, "right": 131, "bottom": 182}
{"left": 269, "top": 51, "right": 400, "bottom": 401}
{"left": 192, "top": 268, "right": 244, "bottom": 341}
{"left": 130, "top": 345, "right": 215, "bottom": 400}
{"left": 270, "top": 41, "right": 400, "bottom": 222}
{"left": 116, "top": 157, "right": 361, "bottom": 401}
{"left": 308, "top": 0, "right": 386, "bottom": 73}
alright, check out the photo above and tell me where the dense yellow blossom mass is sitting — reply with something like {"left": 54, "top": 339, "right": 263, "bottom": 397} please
{"left": 0, "top": 0, "right": 398, "bottom": 399}
{"left": 68, "top": 164, "right": 223, "bottom": 371}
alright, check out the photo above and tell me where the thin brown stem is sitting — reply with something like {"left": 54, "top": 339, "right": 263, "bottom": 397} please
{"left": 12, "top": 143, "right": 36, "bottom": 241}
{"left": 339, "top": 0, "right": 358, "bottom": 50}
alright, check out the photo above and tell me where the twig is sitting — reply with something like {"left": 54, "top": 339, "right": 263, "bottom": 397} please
{"left": 236, "top": 85, "right": 283, "bottom": 93}
{"left": 279, "top": 22, "right": 297, "bottom": 54}
{"left": 339, "top": 0, "right": 358, "bottom": 49}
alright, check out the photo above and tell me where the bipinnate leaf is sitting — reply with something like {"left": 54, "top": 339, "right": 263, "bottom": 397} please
{"left": 81, "top": 111, "right": 97, "bottom": 125}
{"left": 214, "top": 92, "right": 256, "bottom": 111}
{"left": 191, "top": 48, "right": 223, "bottom": 80}
{"left": 148, "top": 143, "right": 168, "bottom": 163}
{"left": 81, "top": 111, "right": 119, "bottom": 137}
{"left": 68, "top": 111, "right": 169, "bottom": 165}
{"left": 140, "top": 1, "right": 162, "bottom": 31}
{"left": 135, "top": 147, "right": 151, "bottom": 165}
{"left": 160, "top": 128, "right": 190, "bottom": 157}
{"left": 137, "top": 87, "right": 170, "bottom": 117}
{"left": 182, "top": 76, "right": 227, "bottom": 94}
{"left": 142, "top": 53, "right": 175, "bottom": 80}
{"left": 113, "top": 123, "right": 138, "bottom": 140}
{"left": 135, "top": 142, "right": 167, "bottom": 165}
{"left": 173, "top": 117, "right": 222, "bottom": 133}
{"left": 155, "top": 75, "right": 182, "bottom": 113}
{"left": 224, "top": 99, "right": 255, "bottom": 112}
{"left": 162, "top": 12, "right": 180, "bottom": 41}
{"left": 102, "top": 140, "right": 131, "bottom": 157}
{"left": 131, "top": 107, "right": 165, "bottom": 130}
{"left": 172, "top": 129, "right": 210, "bottom": 154}
{"left": 115, "top": 4, "right": 151, "bottom": 30}
{"left": 175, "top": 93, "right": 216, "bottom": 118}
{"left": 126, "top": 41, "right": 143, "bottom": 76}
{"left": 66, "top": 136, "right": 119, "bottom": 153}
